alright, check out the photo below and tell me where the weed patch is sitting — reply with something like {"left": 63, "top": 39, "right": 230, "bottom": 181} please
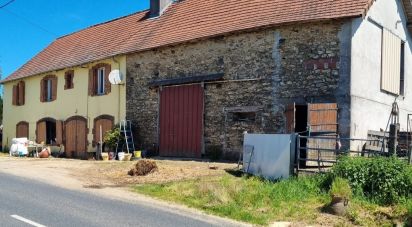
{"left": 330, "top": 156, "right": 412, "bottom": 205}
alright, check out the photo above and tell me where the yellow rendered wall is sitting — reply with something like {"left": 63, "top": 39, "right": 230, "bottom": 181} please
{"left": 2, "top": 56, "right": 127, "bottom": 152}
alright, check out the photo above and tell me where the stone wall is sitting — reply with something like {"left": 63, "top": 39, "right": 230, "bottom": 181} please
{"left": 126, "top": 21, "right": 349, "bottom": 159}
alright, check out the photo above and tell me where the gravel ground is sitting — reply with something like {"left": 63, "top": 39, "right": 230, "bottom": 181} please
{"left": 0, "top": 156, "right": 238, "bottom": 188}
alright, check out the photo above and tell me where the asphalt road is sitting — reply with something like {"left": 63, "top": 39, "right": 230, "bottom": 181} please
{"left": 0, "top": 173, "right": 240, "bottom": 227}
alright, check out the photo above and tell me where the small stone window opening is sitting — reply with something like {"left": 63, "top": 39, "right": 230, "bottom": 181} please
{"left": 233, "top": 112, "right": 256, "bottom": 122}
{"left": 64, "top": 70, "right": 74, "bottom": 90}
{"left": 97, "top": 67, "right": 105, "bottom": 95}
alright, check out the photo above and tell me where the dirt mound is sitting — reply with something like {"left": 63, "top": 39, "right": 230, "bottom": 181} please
{"left": 128, "top": 160, "right": 158, "bottom": 176}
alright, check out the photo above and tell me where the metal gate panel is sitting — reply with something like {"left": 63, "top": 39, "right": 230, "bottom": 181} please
{"left": 159, "top": 84, "right": 203, "bottom": 158}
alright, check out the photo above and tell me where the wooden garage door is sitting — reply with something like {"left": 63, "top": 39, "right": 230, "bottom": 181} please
{"left": 16, "top": 121, "right": 29, "bottom": 138}
{"left": 65, "top": 116, "right": 88, "bottom": 159}
{"left": 159, "top": 84, "right": 203, "bottom": 158}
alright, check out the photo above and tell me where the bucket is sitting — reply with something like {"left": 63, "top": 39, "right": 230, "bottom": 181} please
{"left": 124, "top": 154, "right": 132, "bottom": 161}
{"left": 134, "top": 151, "right": 142, "bottom": 159}
{"left": 101, "top": 153, "right": 109, "bottom": 161}
{"left": 118, "top": 152, "right": 125, "bottom": 161}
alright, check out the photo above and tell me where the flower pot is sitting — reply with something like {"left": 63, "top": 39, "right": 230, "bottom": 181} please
{"left": 118, "top": 152, "right": 125, "bottom": 161}
{"left": 124, "top": 153, "right": 132, "bottom": 161}
{"left": 101, "top": 153, "right": 109, "bottom": 161}
{"left": 39, "top": 147, "right": 51, "bottom": 159}
{"left": 329, "top": 196, "right": 349, "bottom": 216}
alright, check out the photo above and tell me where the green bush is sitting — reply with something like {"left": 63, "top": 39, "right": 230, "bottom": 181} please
{"left": 330, "top": 177, "right": 352, "bottom": 200}
{"left": 103, "top": 126, "right": 121, "bottom": 149}
{"left": 407, "top": 200, "right": 412, "bottom": 218}
{"left": 330, "top": 156, "right": 412, "bottom": 205}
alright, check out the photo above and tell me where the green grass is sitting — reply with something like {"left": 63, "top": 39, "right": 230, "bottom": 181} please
{"left": 135, "top": 174, "right": 329, "bottom": 225}
{"left": 134, "top": 172, "right": 411, "bottom": 226}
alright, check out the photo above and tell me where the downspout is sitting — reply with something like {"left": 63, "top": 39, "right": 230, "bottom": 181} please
{"left": 112, "top": 56, "right": 122, "bottom": 123}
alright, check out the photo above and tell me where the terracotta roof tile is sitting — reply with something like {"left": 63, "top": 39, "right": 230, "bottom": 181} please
{"left": 2, "top": 0, "right": 373, "bottom": 83}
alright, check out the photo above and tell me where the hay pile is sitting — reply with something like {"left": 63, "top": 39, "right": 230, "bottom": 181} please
{"left": 128, "top": 159, "right": 158, "bottom": 176}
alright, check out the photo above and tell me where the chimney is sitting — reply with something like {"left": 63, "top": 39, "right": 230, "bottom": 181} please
{"left": 150, "top": 0, "right": 174, "bottom": 17}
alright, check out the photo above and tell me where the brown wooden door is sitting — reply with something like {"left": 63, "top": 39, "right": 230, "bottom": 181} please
{"left": 16, "top": 122, "right": 29, "bottom": 138}
{"left": 93, "top": 116, "right": 114, "bottom": 145}
{"left": 307, "top": 103, "right": 338, "bottom": 166}
{"left": 36, "top": 121, "right": 47, "bottom": 143}
{"left": 65, "top": 116, "right": 88, "bottom": 159}
{"left": 285, "top": 103, "right": 296, "bottom": 133}
{"left": 159, "top": 84, "right": 203, "bottom": 158}
{"left": 308, "top": 103, "right": 338, "bottom": 135}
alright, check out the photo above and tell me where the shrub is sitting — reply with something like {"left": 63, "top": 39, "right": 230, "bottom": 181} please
{"left": 330, "top": 156, "right": 412, "bottom": 204}
{"left": 104, "top": 126, "right": 122, "bottom": 149}
{"left": 330, "top": 177, "right": 352, "bottom": 200}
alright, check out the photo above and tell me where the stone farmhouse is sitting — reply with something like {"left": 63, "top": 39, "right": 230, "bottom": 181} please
{"left": 2, "top": 0, "right": 412, "bottom": 159}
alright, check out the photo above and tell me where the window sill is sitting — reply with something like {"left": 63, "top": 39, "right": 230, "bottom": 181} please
{"left": 92, "top": 93, "right": 108, "bottom": 97}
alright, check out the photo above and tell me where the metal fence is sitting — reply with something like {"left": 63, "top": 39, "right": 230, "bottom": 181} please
{"left": 294, "top": 134, "right": 411, "bottom": 175}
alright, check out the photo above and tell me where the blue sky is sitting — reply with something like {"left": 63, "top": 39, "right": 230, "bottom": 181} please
{"left": 0, "top": 0, "right": 150, "bottom": 81}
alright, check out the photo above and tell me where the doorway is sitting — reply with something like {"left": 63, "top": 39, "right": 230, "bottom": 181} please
{"left": 295, "top": 105, "right": 308, "bottom": 167}
{"left": 285, "top": 103, "right": 338, "bottom": 167}
{"left": 37, "top": 118, "right": 57, "bottom": 145}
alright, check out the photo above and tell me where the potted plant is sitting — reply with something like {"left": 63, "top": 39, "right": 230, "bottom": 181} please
{"left": 329, "top": 177, "right": 352, "bottom": 216}
{"left": 103, "top": 126, "right": 123, "bottom": 160}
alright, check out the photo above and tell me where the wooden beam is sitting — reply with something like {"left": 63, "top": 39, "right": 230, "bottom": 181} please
{"left": 148, "top": 73, "right": 224, "bottom": 87}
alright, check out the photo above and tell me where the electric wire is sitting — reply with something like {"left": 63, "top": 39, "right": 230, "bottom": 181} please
{"left": 1, "top": 8, "right": 57, "bottom": 38}
{"left": 0, "top": 0, "right": 15, "bottom": 9}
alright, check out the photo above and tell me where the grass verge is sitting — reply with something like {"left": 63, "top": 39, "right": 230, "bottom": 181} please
{"left": 133, "top": 172, "right": 410, "bottom": 226}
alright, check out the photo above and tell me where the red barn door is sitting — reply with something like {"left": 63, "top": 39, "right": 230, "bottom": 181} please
{"left": 159, "top": 84, "right": 203, "bottom": 158}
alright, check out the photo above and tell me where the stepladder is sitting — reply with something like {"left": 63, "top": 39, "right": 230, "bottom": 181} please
{"left": 115, "top": 120, "right": 136, "bottom": 158}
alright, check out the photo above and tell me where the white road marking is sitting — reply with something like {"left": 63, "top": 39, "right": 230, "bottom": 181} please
{"left": 10, "top": 214, "right": 47, "bottom": 227}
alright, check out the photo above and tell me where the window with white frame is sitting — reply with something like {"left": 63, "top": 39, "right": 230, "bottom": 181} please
{"left": 381, "top": 29, "right": 405, "bottom": 96}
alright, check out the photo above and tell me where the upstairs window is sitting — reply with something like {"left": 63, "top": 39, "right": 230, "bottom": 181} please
{"left": 64, "top": 70, "right": 74, "bottom": 90}
{"left": 97, "top": 67, "right": 105, "bottom": 95}
{"left": 89, "top": 63, "right": 111, "bottom": 96}
{"left": 40, "top": 75, "right": 57, "bottom": 102}
{"left": 381, "top": 29, "right": 405, "bottom": 96}
{"left": 12, "top": 81, "right": 25, "bottom": 106}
